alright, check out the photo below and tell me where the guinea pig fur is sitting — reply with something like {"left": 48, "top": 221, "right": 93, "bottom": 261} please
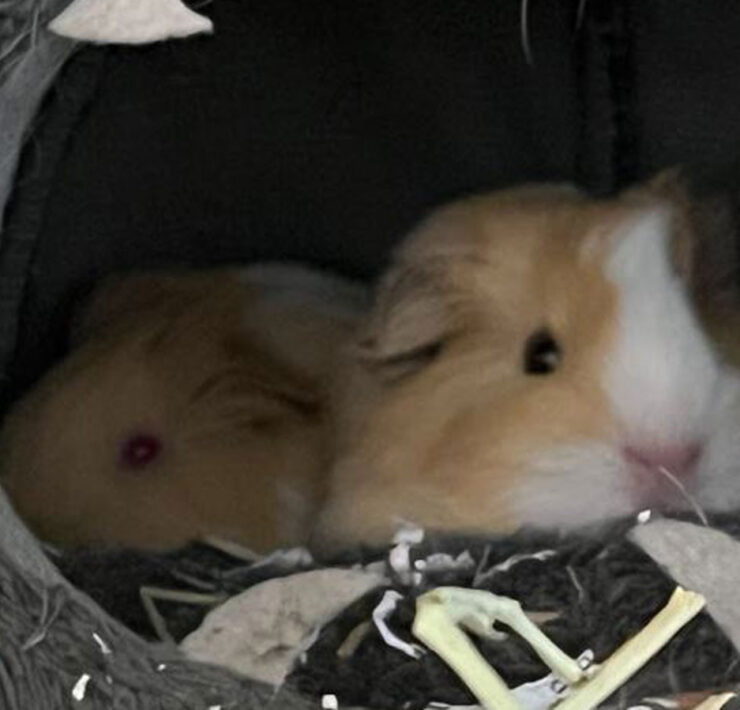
{"left": 313, "top": 173, "right": 740, "bottom": 552}
{"left": 0, "top": 266, "right": 366, "bottom": 553}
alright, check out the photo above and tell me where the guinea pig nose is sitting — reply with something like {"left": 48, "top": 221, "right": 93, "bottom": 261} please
{"left": 622, "top": 442, "right": 703, "bottom": 479}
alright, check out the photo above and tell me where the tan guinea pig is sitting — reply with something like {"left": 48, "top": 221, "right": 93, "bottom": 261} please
{"left": 312, "top": 173, "right": 740, "bottom": 553}
{"left": 0, "top": 265, "right": 367, "bottom": 553}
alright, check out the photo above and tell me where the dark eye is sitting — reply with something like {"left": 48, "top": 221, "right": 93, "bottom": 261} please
{"left": 523, "top": 328, "right": 562, "bottom": 375}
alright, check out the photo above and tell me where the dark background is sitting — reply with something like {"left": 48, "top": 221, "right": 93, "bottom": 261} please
{"left": 3, "top": 0, "right": 740, "bottom": 404}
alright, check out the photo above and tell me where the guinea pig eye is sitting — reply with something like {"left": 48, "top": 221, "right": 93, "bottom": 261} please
{"left": 119, "top": 433, "right": 162, "bottom": 469}
{"left": 523, "top": 328, "right": 561, "bottom": 375}
{"left": 366, "top": 339, "right": 444, "bottom": 382}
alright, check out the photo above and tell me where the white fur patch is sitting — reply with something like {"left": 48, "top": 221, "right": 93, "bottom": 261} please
{"left": 512, "top": 443, "right": 636, "bottom": 528}
{"left": 238, "top": 263, "right": 369, "bottom": 320}
{"left": 604, "top": 208, "right": 720, "bottom": 444}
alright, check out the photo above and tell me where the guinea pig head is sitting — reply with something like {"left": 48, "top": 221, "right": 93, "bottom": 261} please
{"left": 315, "top": 178, "right": 740, "bottom": 550}
{"left": 0, "top": 270, "right": 335, "bottom": 553}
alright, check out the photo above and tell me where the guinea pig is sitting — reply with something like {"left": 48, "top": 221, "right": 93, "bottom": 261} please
{"left": 0, "top": 265, "right": 367, "bottom": 553}
{"left": 312, "top": 172, "right": 740, "bottom": 553}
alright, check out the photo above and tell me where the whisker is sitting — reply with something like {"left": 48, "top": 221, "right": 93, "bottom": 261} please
{"left": 657, "top": 466, "right": 709, "bottom": 527}
{"left": 575, "top": 0, "right": 589, "bottom": 30}
{"left": 520, "top": 0, "right": 534, "bottom": 66}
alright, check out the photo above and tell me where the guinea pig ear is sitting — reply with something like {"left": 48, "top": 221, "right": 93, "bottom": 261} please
{"left": 70, "top": 270, "right": 205, "bottom": 346}
{"left": 354, "top": 263, "right": 452, "bottom": 381}
{"left": 685, "top": 189, "right": 740, "bottom": 312}
{"left": 634, "top": 168, "right": 740, "bottom": 305}
{"left": 642, "top": 167, "right": 687, "bottom": 200}
{"left": 627, "top": 168, "right": 696, "bottom": 280}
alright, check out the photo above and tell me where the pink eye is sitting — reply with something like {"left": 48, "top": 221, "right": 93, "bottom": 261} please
{"left": 120, "top": 433, "right": 162, "bottom": 469}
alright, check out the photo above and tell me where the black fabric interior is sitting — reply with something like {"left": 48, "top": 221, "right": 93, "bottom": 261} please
{"left": 625, "top": 0, "right": 740, "bottom": 179}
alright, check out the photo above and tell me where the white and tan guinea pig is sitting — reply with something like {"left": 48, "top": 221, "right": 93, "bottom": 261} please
{"left": 0, "top": 265, "right": 367, "bottom": 553}
{"left": 312, "top": 172, "right": 740, "bottom": 553}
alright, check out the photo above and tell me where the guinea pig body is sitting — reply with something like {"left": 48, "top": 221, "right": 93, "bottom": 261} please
{"left": 0, "top": 265, "right": 367, "bottom": 553}
{"left": 313, "top": 178, "right": 740, "bottom": 552}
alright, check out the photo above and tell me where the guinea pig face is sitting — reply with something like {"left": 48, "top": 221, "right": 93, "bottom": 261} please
{"left": 0, "top": 271, "right": 336, "bottom": 553}
{"left": 316, "top": 182, "right": 740, "bottom": 549}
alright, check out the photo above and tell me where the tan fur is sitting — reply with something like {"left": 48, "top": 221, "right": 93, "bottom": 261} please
{"left": 313, "top": 178, "right": 712, "bottom": 552}
{"left": 0, "top": 269, "right": 357, "bottom": 552}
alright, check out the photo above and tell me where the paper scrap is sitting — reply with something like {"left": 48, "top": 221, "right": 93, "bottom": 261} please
{"left": 49, "top": 0, "right": 213, "bottom": 45}
{"left": 393, "top": 523, "right": 425, "bottom": 546}
{"left": 182, "top": 567, "right": 384, "bottom": 685}
{"left": 250, "top": 546, "right": 314, "bottom": 571}
{"left": 419, "top": 551, "right": 476, "bottom": 575}
{"left": 72, "top": 673, "right": 91, "bottom": 701}
{"left": 389, "top": 524, "right": 425, "bottom": 585}
{"left": 631, "top": 519, "right": 740, "bottom": 655}
{"left": 373, "top": 590, "right": 425, "bottom": 659}
{"left": 474, "top": 550, "right": 557, "bottom": 586}
{"left": 92, "top": 632, "right": 112, "bottom": 655}
{"left": 511, "top": 651, "right": 594, "bottom": 710}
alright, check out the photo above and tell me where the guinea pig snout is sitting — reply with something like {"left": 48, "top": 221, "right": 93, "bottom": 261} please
{"left": 622, "top": 441, "right": 703, "bottom": 481}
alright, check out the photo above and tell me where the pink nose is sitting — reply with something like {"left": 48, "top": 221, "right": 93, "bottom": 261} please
{"left": 623, "top": 442, "right": 703, "bottom": 479}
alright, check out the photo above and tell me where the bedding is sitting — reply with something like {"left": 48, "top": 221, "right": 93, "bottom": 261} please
{"left": 55, "top": 514, "right": 740, "bottom": 709}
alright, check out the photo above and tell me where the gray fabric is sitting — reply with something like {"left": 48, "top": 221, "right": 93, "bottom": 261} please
{"left": 0, "top": 483, "right": 318, "bottom": 708}
{"left": 0, "top": 1, "right": 78, "bottom": 235}
{"left": 0, "top": 1, "right": 80, "bottom": 584}
{"left": 0, "top": 472, "right": 60, "bottom": 586}
{"left": 631, "top": 519, "right": 740, "bottom": 656}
